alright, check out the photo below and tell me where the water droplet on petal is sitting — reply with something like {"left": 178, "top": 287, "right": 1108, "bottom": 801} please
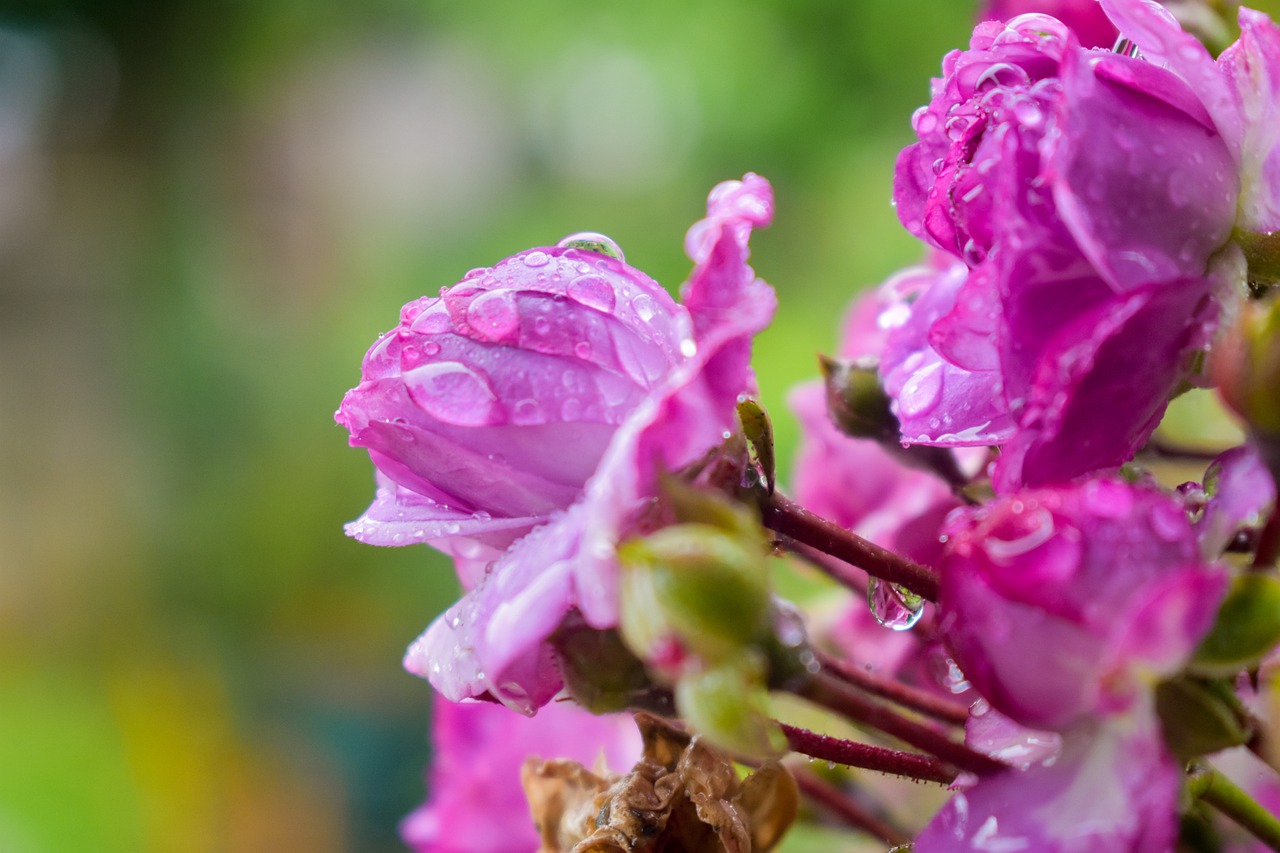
{"left": 411, "top": 304, "right": 453, "bottom": 334}
{"left": 463, "top": 266, "right": 489, "bottom": 280}
{"left": 574, "top": 341, "right": 592, "bottom": 359}
{"left": 898, "top": 361, "right": 943, "bottom": 417}
{"left": 512, "top": 398, "right": 544, "bottom": 425}
{"left": 679, "top": 338, "right": 697, "bottom": 358}
{"left": 867, "top": 577, "right": 925, "bottom": 631}
{"left": 403, "top": 361, "right": 499, "bottom": 426}
{"left": 466, "top": 290, "right": 521, "bottom": 342}
{"left": 523, "top": 250, "right": 550, "bottom": 268}
{"left": 423, "top": 341, "right": 441, "bottom": 356}
{"left": 560, "top": 397, "right": 583, "bottom": 420}
{"left": 568, "top": 275, "right": 617, "bottom": 312}
{"left": 632, "top": 293, "right": 657, "bottom": 321}
{"left": 556, "top": 231, "right": 625, "bottom": 262}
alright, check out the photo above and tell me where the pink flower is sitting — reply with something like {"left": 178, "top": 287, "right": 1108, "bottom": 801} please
{"left": 919, "top": 477, "right": 1228, "bottom": 849}
{"left": 402, "top": 697, "right": 641, "bottom": 853}
{"left": 338, "top": 175, "right": 776, "bottom": 712}
{"left": 885, "top": 8, "right": 1250, "bottom": 490}
{"left": 940, "top": 478, "right": 1226, "bottom": 732}
{"left": 917, "top": 715, "right": 1180, "bottom": 852}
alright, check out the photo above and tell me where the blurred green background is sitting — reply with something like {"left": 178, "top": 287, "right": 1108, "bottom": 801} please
{"left": 0, "top": 0, "right": 979, "bottom": 850}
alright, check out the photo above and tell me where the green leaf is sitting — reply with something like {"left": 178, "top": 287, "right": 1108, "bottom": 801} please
{"left": 1189, "top": 573, "right": 1280, "bottom": 677}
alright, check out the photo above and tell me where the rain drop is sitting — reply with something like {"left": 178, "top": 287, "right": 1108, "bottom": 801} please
{"left": 403, "top": 362, "right": 499, "bottom": 426}
{"left": 867, "top": 577, "right": 925, "bottom": 631}
{"left": 466, "top": 290, "right": 521, "bottom": 342}
{"left": 556, "top": 231, "right": 625, "bottom": 262}
{"left": 523, "top": 250, "right": 550, "bottom": 267}
{"left": 898, "top": 361, "right": 943, "bottom": 417}
{"left": 568, "top": 274, "right": 618, "bottom": 312}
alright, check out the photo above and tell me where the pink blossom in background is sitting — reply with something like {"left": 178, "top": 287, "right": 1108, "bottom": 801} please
{"left": 338, "top": 175, "right": 776, "bottom": 712}
{"left": 885, "top": 7, "right": 1243, "bottom": 490}
{"left": 402, "top": 697, "right": 641, "bottom": 853}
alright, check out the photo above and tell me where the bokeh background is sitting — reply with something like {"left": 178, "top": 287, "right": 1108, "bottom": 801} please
{"left": 6, "top": 0, "right": 1247, "bottom": 850}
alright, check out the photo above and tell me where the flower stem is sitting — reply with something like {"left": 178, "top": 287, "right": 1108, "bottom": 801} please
{"left": 791, "top": 767, "right": 912, "bottom": 845}
{"left": 760, "top": 492, "right": 940, "bottom": 602}
{"left": 796, "top": 671, "right": 1007, "bottom": 777}
{"left": 1253, "top": 506, "right": 1280, "bottom": 569}
{"left": 780, "top": 723, "right": 956, "bottom": 784}
{"left": 816, "top": 650, "right": 971, "bottom": 726}
{"left": 1189, "top": 764, "right": 1280, "bottom": 851}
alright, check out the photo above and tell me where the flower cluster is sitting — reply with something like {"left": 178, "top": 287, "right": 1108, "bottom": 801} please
{"left": 338, "top": 1, "right": 1280, "bottom": 850}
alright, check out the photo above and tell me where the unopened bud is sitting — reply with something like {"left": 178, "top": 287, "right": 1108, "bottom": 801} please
{"left": 818, "top": 354, "right": 898, "bottom": 442}
{"left": 1214, "top": 292, "right": 1280, "bottom": 438}
{"left": 618, "top": 521, "right": 771, "bottom": 663}
{"left": 1189, "top": 573, "right": 1280, "bottom": 677}
{"left": 1155, "top": 676, "right": 1249, "bottom": 761}
{"left": 675, "top": 652, "right": 787, "bottom": 757}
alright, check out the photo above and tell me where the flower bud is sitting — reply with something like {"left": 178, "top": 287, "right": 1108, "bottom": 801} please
{"left": 1214, "top": 292, "right": 1280, "bottom": 439}
{"left": 618, "top": 519, "right": 771, "bottom": 664}
{"left": 675, "top": 652, "right": 786, "bottom": 757}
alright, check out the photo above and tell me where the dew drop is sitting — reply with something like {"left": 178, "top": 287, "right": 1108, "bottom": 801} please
{"left": 533, "top": 315, "right": 551, "bottom": 335}
{"left": 411, "top": 304, "right": 453, "bottom": 334}
{"left": 466, "top": 290, "right": 521, "bottom": 342}
{"left": 867, "top": 577, "right": 925, "bottom": 631}
{"left": 403, "top": 362, "right": 499, "bottom": 426}
{"left": 523, "top": 250, "right": 550, "bottom": 268}
{"left": 556, "top": 231, "right": 625, "bottom": 262}
{"left": 568, "top": 274, "right": 617, "bottom": 312}
{"left": 560, "top": 397, "right": 583, "bottom": 420}
{"left": 512, "top": 398, "right": 544, "bottom": 425}
{"left": 898, "top": 361, "right": 943, "bottom": 417}
{"left": 423, "top": 341, "right": 441, "bottom": 356}
{"left": 463, "top": 266, "right": 489, "bottom": 280}
{"left": 574, "top": 341, "right": 592, "bottom": 359}
{"left": 679, "top": 338, "right": 697, "bottom": 358}
{"left": 632, "top": 293, "right": 657, "bottom": 322}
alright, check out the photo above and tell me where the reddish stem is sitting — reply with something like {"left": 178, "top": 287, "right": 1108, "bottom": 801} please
{"left": 761, "top": 492, "right": 940, "bottom": 602}
{"left": 799, "top": 672, "right": 1008, "bottom": 777}
{"left": 780, "top": 723, "right": 956, "bottom": 785}
{"left": 792, "top": 768, "right": 912, "bottom": 846}
{"left": 1253, "top": 507, "right": 1280, "bottom": 569}
{"left": 816, "top": 651, "right": 971, "bottom": 727}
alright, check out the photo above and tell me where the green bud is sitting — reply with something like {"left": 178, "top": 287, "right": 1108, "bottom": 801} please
{"left": 675, "top": 652, "right": 786, "bottom": 757}
{"left": 619, "top": 522, "right": 771, "bottom": 662}
{"left": 1156, "top": 677, "right": 1249, "bottom": 761}
{"left": 553, "top": 622, "right": 673, "bottom": 716}
{"left": 818, "top": 354, "right": 899, "bottom": 442}
{"left": 1189, "top": 573, "right": 1280, "bottom": 677}
{"left": 1213, "top": 291, "right": 1280, "bottom": 437}
{"left": 659, "top": 473, "right": 764, "bottom": 541}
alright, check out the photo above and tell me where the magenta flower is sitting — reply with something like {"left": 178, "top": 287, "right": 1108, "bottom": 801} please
{"left": 338, "top": 175, "right": 776, "bottom": 711}
{"left": 916, "top": 477, "right": 1228, "bottom": 849}
{"left": 402, "top": 696, "right": 641, "bottom": 853}
{"left": 886, "top": 8, "right": 1249, "bottom": 490}
{"left": 917, "top": 716, "right": 1180, "bottom": 852}
{"left": 940, "top": 477, "right": 1226, "bottom": 731}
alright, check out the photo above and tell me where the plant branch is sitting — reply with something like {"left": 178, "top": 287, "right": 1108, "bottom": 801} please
{"left": 760, "top": 492, "right": 940, "bottom": 602}
{"left": 780, "top": 723, "right": 955, "bottom": 785}
{"left": 796, "top": 672, "right": 1007, "bottom": 777}
{"left": 816, "top": 650, "right": 971, "bottom": 727}
{"left": 1189, "top": 764, "right": 1280, "bottom": 851}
